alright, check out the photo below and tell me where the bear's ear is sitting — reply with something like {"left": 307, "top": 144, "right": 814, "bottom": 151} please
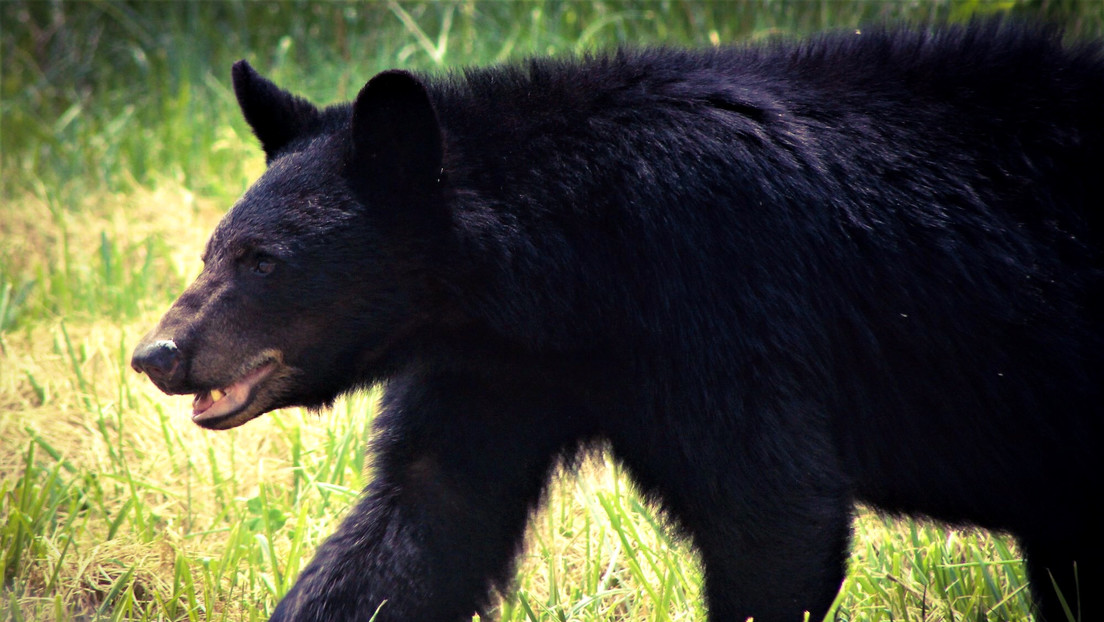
{"left": 350, "top": 70, "right": 443, "bottom": 192}
{"left": 232, "top": 60, "right": 320, "bottom": 162}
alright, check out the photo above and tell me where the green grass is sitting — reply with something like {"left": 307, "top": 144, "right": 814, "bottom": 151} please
{"left": 3, "top": 1, "right": 1102, "bottom": 620}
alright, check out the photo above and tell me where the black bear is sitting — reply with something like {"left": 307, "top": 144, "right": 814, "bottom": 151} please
{"left": 132, "top": 20, "right": 1102, "bottom": 622}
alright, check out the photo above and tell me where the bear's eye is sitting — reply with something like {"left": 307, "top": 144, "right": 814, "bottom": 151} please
{"left": 234, "top": 247, "right": 279, "bottom": 278}
{"left": 251, "top": 255, "right": 276, "bottom": 276}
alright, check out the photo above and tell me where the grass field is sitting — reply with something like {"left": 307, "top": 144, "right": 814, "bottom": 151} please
{"left": 3, "top": 2, "right": 1102, "bottom": 620}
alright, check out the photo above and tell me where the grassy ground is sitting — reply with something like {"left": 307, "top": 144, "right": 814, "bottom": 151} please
{"left": 3, "top": 2, "right": 1102, "bottom": 620}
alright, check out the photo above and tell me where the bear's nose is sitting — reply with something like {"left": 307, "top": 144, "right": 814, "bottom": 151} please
{"left": 131, "top": 339, "right": 184, "bottom": 391}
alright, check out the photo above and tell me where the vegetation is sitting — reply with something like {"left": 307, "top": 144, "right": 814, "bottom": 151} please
{"left": 3, "top": 2, "right": 1101, "bottom": 620}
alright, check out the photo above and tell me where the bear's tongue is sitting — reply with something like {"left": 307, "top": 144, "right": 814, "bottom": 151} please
{"left": 192, "top": 363, "right": 275, "bottom": 424}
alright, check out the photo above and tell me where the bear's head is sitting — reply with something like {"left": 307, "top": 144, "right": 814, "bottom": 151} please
{"left": 132, "top": 61, "right": 448, "bottom": 429}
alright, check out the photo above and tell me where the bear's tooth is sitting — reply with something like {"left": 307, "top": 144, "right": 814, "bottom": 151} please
{"left": 210, "top": 389, "right": 225, "bottom": 402}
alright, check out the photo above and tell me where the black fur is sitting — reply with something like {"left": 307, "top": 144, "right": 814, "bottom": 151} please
{"left": 133, "top": 20, "right": 1103, "bottom": 622}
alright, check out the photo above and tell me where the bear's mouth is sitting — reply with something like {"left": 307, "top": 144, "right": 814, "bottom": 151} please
{"left": 192, "top": 360, "right": 277, "bottom": 428}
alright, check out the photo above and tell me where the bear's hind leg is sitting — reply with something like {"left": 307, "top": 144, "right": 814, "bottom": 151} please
{"left": 694, "top": 483, "right": 852, "bottom": 622}
{"left": 610, "top": 404, "right": 853, "bottom": 622}
{"left": 1021, "top": 530, "right": 1098, "bottom": 622}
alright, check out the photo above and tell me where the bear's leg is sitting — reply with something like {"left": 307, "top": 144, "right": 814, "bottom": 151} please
{"left": 685, "top": 481, "right": 852, "bottom": 622}
{"left": 1021, "top": 526, "right": 1098, "bottom": 622}
{"left": 270, "top": 374, "right": 576, "bottom": 622}
{"left": 610, "top": 407, "right": 852, "bottom": 622}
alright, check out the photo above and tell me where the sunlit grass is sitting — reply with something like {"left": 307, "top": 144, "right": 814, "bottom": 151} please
{"left": 1, "top": 308, "right": 376, "bottom": 621}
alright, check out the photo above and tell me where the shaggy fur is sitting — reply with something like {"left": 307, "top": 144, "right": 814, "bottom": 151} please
{"left": 133, "top": 20, "right": 1103, "bottom": 622}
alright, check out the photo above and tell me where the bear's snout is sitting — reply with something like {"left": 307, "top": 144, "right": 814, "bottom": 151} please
{"left": 131, "top": 339, "right": 186, "bottom": 394}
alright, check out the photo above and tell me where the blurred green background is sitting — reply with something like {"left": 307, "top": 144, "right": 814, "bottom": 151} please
{"left": 5, "top": 0, "right": 1104, "bottom": 202}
